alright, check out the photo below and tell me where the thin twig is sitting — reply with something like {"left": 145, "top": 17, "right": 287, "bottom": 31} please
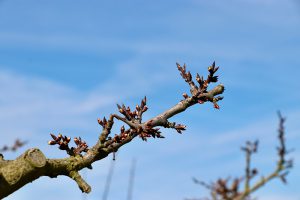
{"left": 127, "top": 158, "right": 137, "bottom": 200}
{"left": 0, "top": 139, "right": 27, "bottom": 153}
{"left": 102, "top": 159, "right": 116, "bottom": 200}
{"left": 190, "top": 112, "right": 293, "bottom": 200}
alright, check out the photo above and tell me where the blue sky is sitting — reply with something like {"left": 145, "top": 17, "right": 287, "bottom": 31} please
{"left": 0, "top": 0, "right": 300, "bottom": 199}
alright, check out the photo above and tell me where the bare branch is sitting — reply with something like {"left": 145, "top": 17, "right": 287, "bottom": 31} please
{"left": 237, "top": 112, "right": 293, "bottom": 200}
{"left": 241, "top": 140, "right": 259, "bottom": 193}
{"left": 190, "top": 113, "right": 293, "bottom": 200}
{"left": 69, "top": 171, "right": 91, "bottom": 193}
{"left": 0, "top": 62, "right": 225, "bottom": 198}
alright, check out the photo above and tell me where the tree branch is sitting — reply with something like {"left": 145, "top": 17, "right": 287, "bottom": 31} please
{"left": 236, "top": 112, "right": 293, "bottom": 200}
{"left": 190, "top": 112, "right": 293, "bottom": 200}
{"left": 0, "top": 62, "right": 225, "bottom": 198}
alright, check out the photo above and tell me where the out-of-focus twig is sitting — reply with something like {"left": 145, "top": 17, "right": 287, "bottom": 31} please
{"left": 188, "top": 112, "right": 293, "bottom": 200}
{"left": 0, "top": 139, "right": 27, "bottom": 153}
{"left": 127, "top": 158, "right": 137, "bottom": 200}
{"left": 102, "top": 159, "right": 116, "bottom": 200}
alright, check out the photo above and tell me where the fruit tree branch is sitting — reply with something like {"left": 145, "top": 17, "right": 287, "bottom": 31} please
{"left": 0, "top": 62, "right": 224, "bottom": 198}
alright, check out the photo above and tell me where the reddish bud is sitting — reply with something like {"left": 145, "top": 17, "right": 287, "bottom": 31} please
{"left": 182, "top": 93, "right": 188, "bottom": 99}
{"left": 74, "top": 137, "right": 79, "bottom": 145}
{"left": 214, "top": 103, "right": 220, "bottom": 109}
{"left": 136, "top": 105, "right": 140, "bottom": 111}
{"left": 50, "top": 133, "right": 57, "bottom": 140}
{"left": 142, "top": 106, "right": 148, "bottom": 112}
{"left": 121, "top": 125, "right": 125, "bottom": 133}
{"left": 48, "top": 140, "right": 56, "bottom": 145}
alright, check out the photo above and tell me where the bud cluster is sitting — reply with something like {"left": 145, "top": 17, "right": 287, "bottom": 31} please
{"left": 98, "top": 117, "right": 108, "bottom": 128}
{"left": 241, "top": 140, "right": 258, "bottom": 154}
{"left": 111, "top": 125, "right": 131, "bottom": 143}
{"left": 192, "top": 177, "right": 243, "bottom": 200}
{"left": 139, "top": 125, "right": 164, "bottom": 141}
{"left": 213, "top": 178, "right": 242, "bottom": 199}
{"left": 196, "top": 61, "right": 219, "bottom": 93}
{"left": 117, "top": 96, "right": 148, "bottom": 122}
{"left": 48, "top": 133, "right": 88, "bottom": 156}
{"left": 177, "top": 62, "right": 224, "bottom": 109}
{"left": 110, "top": 123, "right": 165, "bottom": 144}
{"left": 174, "top": 124, "right": 186, "bottom": 134}
{"left": 73, "top": 137, "right": 89, "bottom": 155}
{"left": 164, "top": 121, "right": 187, "bottom": 134}
{"left": 177, "top": 63, "right": 193, "bottom": 83}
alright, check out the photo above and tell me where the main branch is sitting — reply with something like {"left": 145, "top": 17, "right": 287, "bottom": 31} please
{"left": 0, "top": 62, "right": 225, "bottom": 198}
